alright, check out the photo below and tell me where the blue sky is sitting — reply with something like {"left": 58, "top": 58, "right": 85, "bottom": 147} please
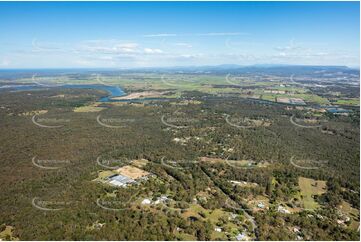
{"left": 0, "top": 1, "right": 359, "bottom": 68}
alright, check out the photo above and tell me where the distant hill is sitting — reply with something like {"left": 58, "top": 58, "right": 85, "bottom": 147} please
{"left": 0, "top": 65, "right": 358, "bottom": 79}
{"left": 128, "top": 64, "right": 357, "bottom": 76}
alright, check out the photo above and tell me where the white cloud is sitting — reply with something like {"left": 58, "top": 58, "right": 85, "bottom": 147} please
{"left": 115, "top": 43, "right": 138, "bottom": 48}
{"left": 0, "top": 58, "right": 10, "bottom": 66}
{"left": 143, "top": 32, "right": 249, "bottom": 38}
{"left": 31, "top": 38, "right": 66, "bottom": 52}
{"left": 179, "top": 54, "right": 197, "bottom": 59}
{"left": 174, "top": 43, "right": 192, "bottom": 48}
{"left": 196, "top": 32, "right": 247, "bottom": 36}
{"left": 77, "top": 41, "right": 165, "bottom": 56}
{"left": 4, "top": 37, "right": 358, "bottom": 68}
{"left": 79, "top": 42, "right": 140, "bottom": 54}
{"left": 114, "top": 43, "right": 139, "bottom": 53}
{"left": 143, "top": 33, "right": 178, "bottom": 37}
{"left": 274, "top": 40, "right": 306, "bottom": 52}
{"left": 143, "top": 48, "right": 163, "bottom": 54}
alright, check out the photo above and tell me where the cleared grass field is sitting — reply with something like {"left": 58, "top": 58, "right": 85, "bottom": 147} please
{"left": 132, "top": 159, "right": 149, "bottom": 168}
{"left": 333, "top": 99, "right": 360, "bottom": 106}
{"left": 180, "top": 204, "right": 241, "bottom": 240}
{"left": 116, "top": 165, "right": 150, "bottom": 179}
{"left": 95, "top": 170, "right": 116, "bottom": 180}
{"left": 0, "top": 226, "right": 18, "bottom": 241}
{"left": 298, "top": 177, "right": 327, "bottom": 210}
{"left": 73, "top": 104, "right": 105, "bottom": 112}
{"left": 339, "top": 201, "right": 360, "bottom": 230}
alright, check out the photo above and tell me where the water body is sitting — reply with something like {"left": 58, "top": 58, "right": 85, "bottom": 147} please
{"left": 0, "top": 83, "right": 167, "bottom": 102}
{"left": 0, "top": 84, "right": 41, "bottom": 91}
{"left": 61, "top": 84, "right": 126, "bottom": 102}
{"left": 0, "top": 83, "right": 126, "bottom": 101}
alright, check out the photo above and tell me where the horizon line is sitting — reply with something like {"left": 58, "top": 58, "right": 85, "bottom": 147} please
{"left": 0, "top": 64, "right": 359, "bottom": 71}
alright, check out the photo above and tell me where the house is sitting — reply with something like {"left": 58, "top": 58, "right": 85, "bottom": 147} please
{"left": 293, "top": 227, "right": 301, "bottom": 233}
{"left": 214, "top": 227, "right": 222, "bottom": 232}
{"left": 141, "top": 198, "right": 151, "bottom": 205}
{"left": 257, "top": 202, "right": 265, "bottom": 209}
{"left": 264, "top": 90, "right": 286, "bottom": 94}
{"left": 277, "top": 205, "right": 291, "bottom": 214}
{"left": 229, "top": 213, "right": 238, "bottom": 220}
{"left": 154, "top": 195, "right": 168, "bottom": 204}
{"left": 236, "top": 232, "right": 247, "bottom": 241}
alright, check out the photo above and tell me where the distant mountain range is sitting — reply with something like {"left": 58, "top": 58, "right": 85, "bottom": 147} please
{"left": 0, "top": 64, "right": 358, "bottom": 79}
{"left": 126, "top": 64, "right": 358, "bottom": 75}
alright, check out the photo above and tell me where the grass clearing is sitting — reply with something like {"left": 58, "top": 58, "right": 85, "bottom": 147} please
{"left": 175, "top": 232, "right": 197, "bottom": 241}
{"left": 95, "top": 170, "right": 116, "bottom": 180}
{"left": 0, "top": 225, "right": 18, "bottom": 241}
{"left": 132, "top": 159, "right": 149, "bottom": 168}
{"left": 199, "top": 157, "right": 269, "bottom": 169}
{"left": 73, "top": 105, "right": 105, "bottom": 112}
{"left": 179, "top": 204, "right": 241, "bottom": 240}
{"left": 298, "top": 177, "right": 327, "bottom": 210}
{"left": 333, "top": 99, "right": 360, "bottom": 106}
{"left": 339, "top": 201, "right": 360, "bottom": 230}
{"left": 116, "top": 165, "right": 150, "bottom": 180}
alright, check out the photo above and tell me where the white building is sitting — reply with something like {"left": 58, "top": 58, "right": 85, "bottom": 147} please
{"left": 141, "top": 198, "right": 151, "bottom": 205}
{"left": 236, "top": 232, "right": 247, "bottom": 241}
{"left": 214, "top": 227, "right": 222, "bottom": 232}
{"left": 277, "top": 205, "right": 291, "bottom": 214}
